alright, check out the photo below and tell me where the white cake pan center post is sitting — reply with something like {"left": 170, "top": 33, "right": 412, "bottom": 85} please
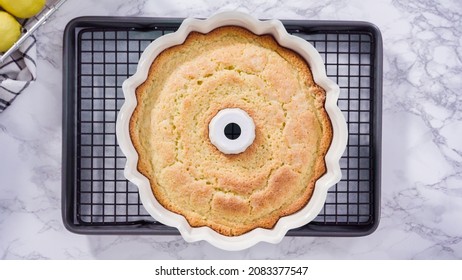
{"left": 208, "top": 108, "right": 255, "bottom": 154}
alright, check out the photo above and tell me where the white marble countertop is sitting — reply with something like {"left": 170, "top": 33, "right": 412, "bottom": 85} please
{"left": 1, "top": 0, "right": 461, "bottom": 259}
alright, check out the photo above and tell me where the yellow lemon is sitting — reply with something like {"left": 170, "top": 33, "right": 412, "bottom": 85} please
{"left": 0, "top": 0, "right": 46, "bottom": 19}
{"left": 0, "top": 11, "right": 22, "bottom": 53}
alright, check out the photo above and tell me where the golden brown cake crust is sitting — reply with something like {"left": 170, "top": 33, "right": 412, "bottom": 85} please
{"left": 129, "top": 26, "right": 333, "bottom": 236}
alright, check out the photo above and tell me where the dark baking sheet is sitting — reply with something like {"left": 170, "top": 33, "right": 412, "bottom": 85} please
{"left": 62, "top": 17, "right": 382, "bottom": 236}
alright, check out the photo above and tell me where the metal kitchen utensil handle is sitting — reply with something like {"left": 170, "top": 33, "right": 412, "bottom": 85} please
{"left": 0, "top": 0, "right": 68, "bottom": 64}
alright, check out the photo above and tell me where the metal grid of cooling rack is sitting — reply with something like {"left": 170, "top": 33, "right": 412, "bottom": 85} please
{"left": 301, "top": 32, "right": 376, "bottom": 225}
{"left": 63, "top": 18, "right": 382, "bottom": 236}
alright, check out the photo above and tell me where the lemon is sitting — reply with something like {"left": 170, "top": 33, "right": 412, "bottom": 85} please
{"left": 0, "top": 11, "right": 21, "bottom": 53}
{"left": 0, "top": 0, "right": 46, "bottom": 19}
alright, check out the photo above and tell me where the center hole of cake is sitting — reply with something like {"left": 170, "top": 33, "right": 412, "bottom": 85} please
{"left": 224, "top": 123, "right": 241, "bottom": 140}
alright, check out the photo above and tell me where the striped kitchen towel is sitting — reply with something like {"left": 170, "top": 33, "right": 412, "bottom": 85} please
{"left": 0, "top": 36, "right": 37, "bottom": 113}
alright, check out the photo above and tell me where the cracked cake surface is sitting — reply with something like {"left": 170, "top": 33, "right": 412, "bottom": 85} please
{"left": 129, "top": 26, "right": 333, "bottom": 236}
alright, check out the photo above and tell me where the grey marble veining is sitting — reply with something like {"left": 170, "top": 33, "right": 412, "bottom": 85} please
{"left": 0, "top": 0, "right": 461, "bottom": 259}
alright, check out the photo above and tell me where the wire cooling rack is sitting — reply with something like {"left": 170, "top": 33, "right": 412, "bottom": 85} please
{"left": 62, "top": 17, "right": 382, "bottom": 236}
